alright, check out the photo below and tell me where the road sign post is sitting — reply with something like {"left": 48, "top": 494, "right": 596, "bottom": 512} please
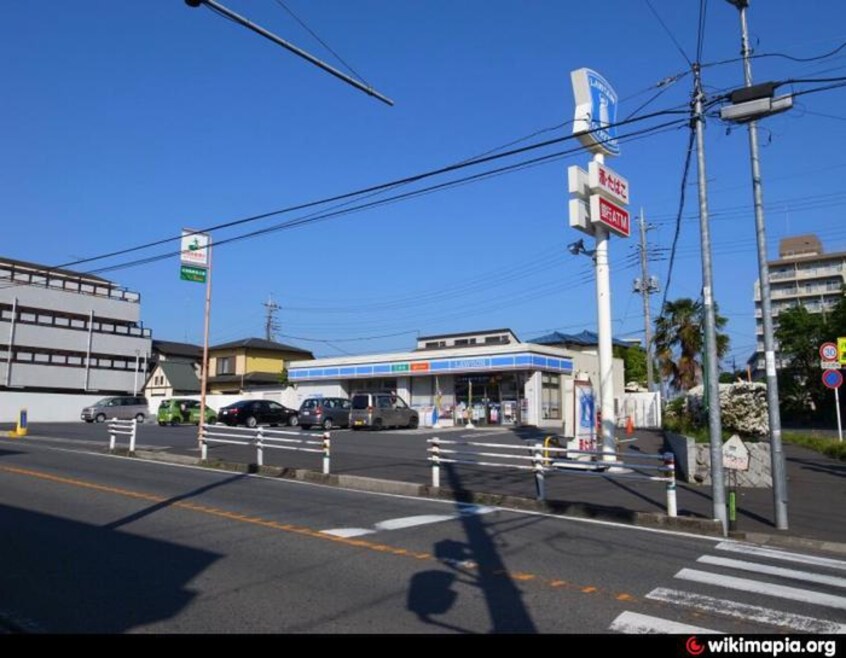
{"left": 822, "top": 369, "right": 843, "bottom": 442}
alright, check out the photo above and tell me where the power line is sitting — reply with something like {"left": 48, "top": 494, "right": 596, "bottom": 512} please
{"left": 644, "top": 0, "right": 693, "bottom": 67}
{"left": 270, "top": 0, "right": 369, "bottom": 86}
{"left": 695, "top": 0, "right": 709, "bottom": 64}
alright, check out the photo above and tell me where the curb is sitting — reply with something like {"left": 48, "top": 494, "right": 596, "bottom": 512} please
{"left": 134, "top": 449, "right": 725, "bottom": 538}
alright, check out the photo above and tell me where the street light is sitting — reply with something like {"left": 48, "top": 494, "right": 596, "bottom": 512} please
{"left": 722, "top": 0, "right": 790, "bottom": 531}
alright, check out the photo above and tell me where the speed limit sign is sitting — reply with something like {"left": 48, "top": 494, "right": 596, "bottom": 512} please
{"left": 820, "top": 342, "right": 838, "bottom": 361}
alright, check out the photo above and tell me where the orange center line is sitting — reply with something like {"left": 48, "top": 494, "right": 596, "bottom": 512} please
{"left": 0, "top": 463, "right": 639, "bottom": 602}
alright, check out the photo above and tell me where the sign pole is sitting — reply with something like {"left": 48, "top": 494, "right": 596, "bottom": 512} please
{"left": 836, "top": 386, "right": 843, "bottom": 443}
{"left": 198, "top": 237, "right": 213, "bottom": 454}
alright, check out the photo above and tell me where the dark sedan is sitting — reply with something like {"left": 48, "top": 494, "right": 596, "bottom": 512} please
{"left": 217, "top": 400, "right": 299, "bottom": 428}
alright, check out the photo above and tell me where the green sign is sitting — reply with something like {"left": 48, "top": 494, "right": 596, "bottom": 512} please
{"left": 180, "top": 265, "right": 207, "bottom": 283}
{"left": 391, "top": 363, "right": 409, "bottom": 372}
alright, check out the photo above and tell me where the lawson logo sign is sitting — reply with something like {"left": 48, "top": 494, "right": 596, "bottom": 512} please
{"left": 571, "top": 68, "right": 620, "bottom": 157}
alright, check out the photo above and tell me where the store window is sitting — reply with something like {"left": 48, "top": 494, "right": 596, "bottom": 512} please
{"left": 542, "top": 373, "right": 561, "bottom": 420}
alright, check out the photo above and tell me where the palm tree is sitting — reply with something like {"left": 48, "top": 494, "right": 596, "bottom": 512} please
{"left": 654, "top": 297, "right": 730, "bottom": 392}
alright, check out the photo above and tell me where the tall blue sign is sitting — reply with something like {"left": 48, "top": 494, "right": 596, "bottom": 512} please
{"left": 571, "top": 68, "right": 620, "bottom": 157}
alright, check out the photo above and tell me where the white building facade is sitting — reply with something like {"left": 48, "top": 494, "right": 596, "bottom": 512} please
{"left": 0, "top": 257, "right": 152, "bottom": 395}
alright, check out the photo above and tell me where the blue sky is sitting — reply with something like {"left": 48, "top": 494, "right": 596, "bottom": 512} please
{"left": 2, "top": 1, "right": 845, "bottom": 367}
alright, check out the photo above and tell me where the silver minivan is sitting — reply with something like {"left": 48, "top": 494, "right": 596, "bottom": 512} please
{"left": 349, "top": 392, "right": 419, "bottom": 430}
{"left": 81, "top": 396, "right": 149, "bottom": 423}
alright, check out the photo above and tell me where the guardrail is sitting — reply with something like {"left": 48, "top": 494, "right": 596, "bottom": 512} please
{"left": 201, "top": 424, "right": 331, "bottom": 474}
{"left": 427, "top": 436, "right": 677, "bottom": 517}
{"left": 108, "top": 418, "right": 137, "bottom": 454}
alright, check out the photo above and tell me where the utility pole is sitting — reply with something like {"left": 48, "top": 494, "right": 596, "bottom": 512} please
{"left": 725, "top": 0, "right": 789, "bottom": 530}
{"left": 263, "top": 295, "right": 281, "bottom": 342}
{"left": 634, "top": 209, "right": 660, "bottom": 392}
{"left": 693, "top": 63, "right": 728, "bottom": 535}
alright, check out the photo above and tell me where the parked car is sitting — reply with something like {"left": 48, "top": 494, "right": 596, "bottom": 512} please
{"left": 81, "top": 396, "right": 149, "bottom": 423}
{"left": 298, "top": 397, "right": 351, "bottom": 430}
{"left": 217, "top": 399, "right": 299, "bottom": 428}
{"left": 349, "top": 392, "right": 419, "bottom": 430}
{"left": 157, "top": 398, "right": 217, "bottom": 426}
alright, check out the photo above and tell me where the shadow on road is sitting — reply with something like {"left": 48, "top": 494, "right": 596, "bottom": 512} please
{"left": 406, "top": 462, "right": 538, "bottom": 633}
{"left": 0, "top": 503, "right": 219, "bottom": 632}
{"left": 787, "top": 456, "right": 846, "bottom": 479}
{"left": 103, "top": 473, "right": 248, "bottom": 530}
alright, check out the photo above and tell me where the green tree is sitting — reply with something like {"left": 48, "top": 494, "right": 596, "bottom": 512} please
{"left": 614, "top": 344, "right": 648, "bottom": 387}
{"left": 775, "top": 294, "right": 845, "bottom": 421}
{"left": 654, "top": 297, "right": 730, "bottom": 392}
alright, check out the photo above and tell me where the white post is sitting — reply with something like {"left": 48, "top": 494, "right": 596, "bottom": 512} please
{"left": 109, "top": 424, "right": 116, "bottom": 452}
{"left": 431, "top": 436, "right": 441, "bottom": 488}
{"left": 129, "top": 418, "right": 137, "bottom": 454}
{"left": 200, "top": 426, "right": 208, "bottom": 461}
{"left": 664, "top": 451, "right": 677, "bottom": 518}
{"left": 836, "top": 387, "right": 843, "bottom": 443}
{"left": 323, "top": 432, "right": 330, "bottom": 474}
{"left": 534, "top": 442, "right": 545, "bottom": 501}
{"left": 256, "top": 426, "right": 264, "bottom": 467}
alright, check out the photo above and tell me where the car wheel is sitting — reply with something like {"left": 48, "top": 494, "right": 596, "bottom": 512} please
{"left": 171, "top": 417, "right": 180, "bottom": 427}
{"left": 95, "top": 413, "right": 106, "bottom": 423}
{"left": 408, "top": 415, "right": 419, "bottom": 429}
{"left": 158, "top": 421, "right": 165, "bottom": 426}
{"left": 322, "top": 418, "right": 333, "bottom": 431}
{"left": 246, "top": 416, "right": 258, "bottom": 428}
{"left": 135, "top": 413, "right": 145, "bottom": 423}
{"left": 374, "top": 418, "right": 383, "bottom": 431}
{"left": 288, "top": 415, "right": 299, "bottom": 427}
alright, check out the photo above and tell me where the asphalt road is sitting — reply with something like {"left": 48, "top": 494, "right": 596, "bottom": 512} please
{"left": 1, "top": 438, "right": 844, "bottom": 634}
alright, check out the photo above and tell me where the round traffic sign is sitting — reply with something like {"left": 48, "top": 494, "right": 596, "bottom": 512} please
{"left": 822, "top": 369, "right": 843, "bottom": 389}
{"left": 820, "top": 342, "right": 838, "bottom": 361}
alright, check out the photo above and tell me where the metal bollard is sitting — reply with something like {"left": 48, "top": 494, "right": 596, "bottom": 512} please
{"left": 431, "top": 436, "right": 440, "bottom": 489}
{"left": 534, "top": 442, "right": 545, "bottom": 501}
{"left": 129, "top": 418, "right": 137, "bottom": 454}
{"left": 256, "top": 427, "right": 264, "bottom": 467}
{"left": 200, "top": 424, "right": 208, "bottom": 461}
{"left": 664, "top": 451, "right": 677, "bottom": 517}
{"left": 323, "top": 432, "right": 330, "bottom": 475}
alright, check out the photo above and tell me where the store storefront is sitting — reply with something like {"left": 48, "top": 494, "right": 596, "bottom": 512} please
{"left": 286, "top": 330, "right": 620, "bottom": 431}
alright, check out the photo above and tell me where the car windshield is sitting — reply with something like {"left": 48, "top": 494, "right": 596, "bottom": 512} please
{"left": 158, "top": 401, "right": 171, "bottom": 410}
{"left": 95, "top": 398, "right": 114, "bottom": 406}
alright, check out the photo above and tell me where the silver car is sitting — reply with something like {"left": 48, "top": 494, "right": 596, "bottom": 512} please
{"left": 298, "top": 397, "right": 351, "bottom": 430}
{"left": 349, "top": 392, "right": 419, "bottom": 430}
{"left": 81, "top": 396, "right": 149, "bottom": 423}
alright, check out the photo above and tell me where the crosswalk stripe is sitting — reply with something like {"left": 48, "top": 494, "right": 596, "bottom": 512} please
{"left": 698, "top": 555, "right": 846, "bottom": 589}
{"left": 609, "top": 610, "right": 720, "bottom": 634}
{"left": 646, "top": 587, "right": 846, "bottom": 634}
{"left": 676, "top": 568, "right": 846, "bottom": 610}
{"left": 716, "top": 541, "right": 846, "bottom": 572}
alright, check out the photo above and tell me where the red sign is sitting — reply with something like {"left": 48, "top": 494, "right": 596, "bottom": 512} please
{"left": 820, "top": 342, "right": 838, "bottom": 361}
{"left": 410, "top": 362, "right": 430, "bottom": 372}
{"left": 589, "top": 161, "right": 629, "bottom": 205}
{"left": 590, "top": 195, "right": 630, "bottom": 238}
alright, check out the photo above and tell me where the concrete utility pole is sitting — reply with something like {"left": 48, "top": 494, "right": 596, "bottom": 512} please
{"left": 634, "top": 209, "right": 660, "bottom": 392}
{"left": 692, "top": 63, "right": 728, "bottom": 534}
{"left": 726, "top": 0, "right": 789, "bottom": 530}
{"left": 263, "top": 295, "right": 280, "bottom": 342}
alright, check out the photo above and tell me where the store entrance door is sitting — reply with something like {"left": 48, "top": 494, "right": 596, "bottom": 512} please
{"left": 454, "top": 373, "right": 521, "bottom": 425}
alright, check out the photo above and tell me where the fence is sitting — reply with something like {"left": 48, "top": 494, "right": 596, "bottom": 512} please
{"left": 427, "top": 436, "right": 677, "bottom": 517}
{"left": 108, "top": 418, "right": 137, "bottom": 454}
{"left": 201, "top": 424, "right": 331, "bottom": 474}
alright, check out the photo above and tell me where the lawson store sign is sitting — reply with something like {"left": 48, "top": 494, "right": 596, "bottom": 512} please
{"left": 289, "top": 352, "right": 574, "bottom": 381}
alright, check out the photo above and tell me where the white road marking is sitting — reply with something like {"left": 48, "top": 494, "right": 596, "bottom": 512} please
{"left": 321, "top": 528, "right": 376, "bottom": 538}
{"left": 647, "top": 587, "right": 846, "bottom": 634}
{"left": 716, "top": 541, "right": 846, "bottom": 572}
{"left": 675, "top": 568, "right": 846, "bottom": 610}
{"left": 609, "top": 611, "right": 720, "bottom": 634}
{"left": 698, "top": 555, "right": 846, "bottom": 589}
{"left": 321, "top": 505, "right": 495, "bottom": 536}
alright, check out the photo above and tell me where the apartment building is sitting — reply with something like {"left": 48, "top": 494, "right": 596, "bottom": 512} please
{"left": 752, "top": 235, "right": 846, "bottom": 372}
{"left": 0, "top": 257, "right": 152, "bottom": 394}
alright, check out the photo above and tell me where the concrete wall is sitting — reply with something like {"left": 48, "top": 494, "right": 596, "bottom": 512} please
{"left": 665, "top": 431, "right": 773, "bottom": 488}
{"left": 0, "top": 391, "right": 118, "bottom": 422}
